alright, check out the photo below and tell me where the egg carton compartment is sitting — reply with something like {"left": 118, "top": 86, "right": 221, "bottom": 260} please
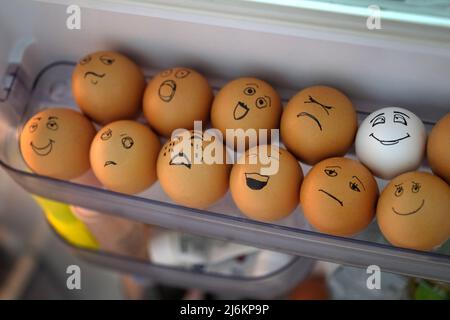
{"left": 0, "top": 61, "right": 448, "bottom": 283}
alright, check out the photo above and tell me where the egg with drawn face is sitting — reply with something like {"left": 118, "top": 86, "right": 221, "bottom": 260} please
{"left": 281, "top": 86, "right": 357, "bottom": 165}
{"left": 157, "top": 130, "right": 230, "bottom": 209}
{"left": 355, "top": 107, "right": 426, "bottom": 179}
{"left": 143, "top": 67, "right": 213, "bottom": 137}
{"left": 230, "top": 145, "right": 303, "bottom": 222}
{"left": 90, "top": 120, "right": 160, "bottom": 194}
{"left": 300, "top": 157, "right": 378, "bottom": 236}
{"left": 211, "top": 77, "right": 282, "bottom": 149}
{"left": 20, "top": 108, "right": 96, "bottom": 180}
{"left": 427, "top": 113, "right": 450, "bottom": 184}
{"left": 377, "top": 172, "right": 450, "bottom": 251}
{"left": 72, "top": 51, "right": 145, "bottom": 124}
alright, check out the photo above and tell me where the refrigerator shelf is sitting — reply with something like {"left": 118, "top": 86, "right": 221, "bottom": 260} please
{"left": 0, "top": 61, "right": 448, "bottom": 283}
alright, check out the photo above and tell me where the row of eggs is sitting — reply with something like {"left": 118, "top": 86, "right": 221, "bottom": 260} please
{"left": 18, "top": 51, "right": 450, "bottom": 253}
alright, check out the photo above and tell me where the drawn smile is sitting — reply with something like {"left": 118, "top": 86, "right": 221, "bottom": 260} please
{"left": 84, "top": 71, "right": 106, "bottom": 85}
{"left": 392, "top": 199, "right": 425, "bottom": 216}
{"left": 233, "top": 101, "right": 249, "bottom": 120}
{"left": 297, "top": 112, "right": 323, "bottom": 131}
{"left": 318, "top": 189, "right": 343, "bottom": 207}
{"left": 159, "top": 80, "right": 176, "bottom": 102}
{"left": 104, "top": 160, "right": 117, "bottom": 167}
{"left": 169, "top": 152, "right": 192, "bottom": 169}
{"left": 245, "top": 173, "right": 270, "bottom": 190}
{"left": 369, "top": 133, "right": 410, "bottom": 146}
{"left": 30, "top": 139, "right": 54, "bottom": 156}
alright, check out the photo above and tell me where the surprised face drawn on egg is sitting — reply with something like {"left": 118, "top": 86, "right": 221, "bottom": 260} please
{"left": 157, "top": 68, "right": 191, "bottom": 103}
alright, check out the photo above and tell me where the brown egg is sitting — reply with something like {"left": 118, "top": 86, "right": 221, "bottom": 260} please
{"left": 300, "top": 157, "right": 378, "bottom": 236}
{"left": 230, "top": 145, "right": 303, "bottom": 221}
{"left": 90, "top": 120, "right": 160, "bottom": 194}
{"left": 143, "top": 67, "right": 213, "bottom": 137}
{"left": 210, "top": 77, "right": 282, "bottom": 149}
{"left": 20, "top": 108, "right": 96, "bottom": 180}
{"left": 427, "top": 113, "right": 450, "bottom": 184}
{"left": 377, "top": 171, "right": 450, "bottom": 251}
{"left": 72, "top": 51, "right": 145, "bottom": 124}
{"left": 281, "top": 86, "right": 357, "bottom": 165}
{"left": 157, "top": 130, "right": 230, "bottom": 209}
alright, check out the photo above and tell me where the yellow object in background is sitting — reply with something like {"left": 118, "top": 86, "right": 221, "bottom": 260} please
{"left": 32, "top": 196, "right": 99, "bottom": 250}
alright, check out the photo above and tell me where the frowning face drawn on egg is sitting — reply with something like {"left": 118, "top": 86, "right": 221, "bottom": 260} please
{"left": 233, "top": 83, "right": 271, "bottom": 120}
{"left": 79, "top": 54, "right": 115, "bottom": 85}
{"left": 157, "top": 68, "right": 191, "bottom": 103}
{"left": 355, "top": 107, "right": 426, "bottom": 179}
{"left": 98, "top": 127, "right": 135, "bottom": 168}
{"left": 391, "top": 181, "right": 424, "bottom": 216}
{"left": 369, "top": 110, "right": 411, "bottom": 146}
{"left": 27, "top": 116, "right": 59, "bottom": 156}
{"left": 317, "top": 165, "right": 366, "bottom": 208}
{"left": 297, "top": 95, "right": 334, "bottom": 131}
{"left": 162, "top": 131, "right": 204, "bottom": 169}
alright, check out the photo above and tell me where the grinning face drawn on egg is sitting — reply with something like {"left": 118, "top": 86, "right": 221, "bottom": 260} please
{"left": 143, "top": 67, "right": 213, "bottom": 137}
{"left": 377, "top": 171, "right": 450, "bottom": 251}
{"left": 281, "top": 86, "right": 357, "bottom": 165}
{"left": 20, "top": 108, "right": 96, "bottom": 180}
{"left": 355, "top": 107, "right": 426, "bottom": 179}
{"left": 300, "top": 157, "right": 378, "bottom": 237}
{"left": 90, "top": 120, "right": 160, "bottom": 195}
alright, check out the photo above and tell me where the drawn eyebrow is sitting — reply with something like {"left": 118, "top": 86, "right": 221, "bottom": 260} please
{"left": 48, "top": 116, "right": 58, "bottom": 120}
{"left": 369, "top": 113, "right": 385, "bottom": 123}
{"left": 352, "top": 176, "right": 366, "bottom": 191}
{"left": 325, "top": 166, "right": 342, "bottom": 169}
{"left": 245, "top": 83, "right": 259, "bottom": 88}
{"left": 33, "top": 117, "right": 42, "bottom": 121}
{"left": 394, "top": 183, "right": 404, "bottom": 187}
{"left": 393, "top": 111, "right": 410, "bottom": 118}
{"left": 120, "top": 134, "right": 127, "bottom": 137}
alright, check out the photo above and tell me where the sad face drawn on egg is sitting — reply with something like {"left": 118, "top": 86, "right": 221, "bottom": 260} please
{"left": 99, "top": 127, "right": 135, "bottom": 167}
{"left": 296, "top": 95, "right": 334, "bottom": 131}
{"left": 79, "top": 54, "right": 115, "bottom": 85}
{"left": 162, "top": 131, "right": 204, "bottom": 169}
{"left": 158, "top": 68, "right": 191, "bottom": 102}
{"left": 233, "top": 83, "right": 271, "bottom": 120}
{"left": 391, "top": 181, "right": 424, "bottom": 216}
{"left": 27, "top": 116, "right": 59, "bottom": 156}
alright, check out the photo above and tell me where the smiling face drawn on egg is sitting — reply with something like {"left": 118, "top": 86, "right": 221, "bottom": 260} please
{"left": 391, "top": 181, "right": 425, "bottom": 215}
{"left": 98, "top": 127, "right": 135, "bottom": 168}
{"left": 280, "top": 86, "right": 357, "bottom": 165}
{"left": 300, "top": 157, "right": 378, "bottom": 236}
{"left": 27, "top": 116, "right": 59, "bottom": 156}
{"left": 157, "top": 68, "right": 192, "bottom": 103}
{"left": 355, "top": 107, "right": 426, "bottom": 179}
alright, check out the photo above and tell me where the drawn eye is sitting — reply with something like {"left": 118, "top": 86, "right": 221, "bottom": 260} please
{"left": 255, "top": 97, "right": 269, "bottom": 109}
{"left": 122, "top": 136, "right": 134, "bottom": 149}
{"left": 372, "top": 116, "right": 385, "bottom": 127}
{"left": 395, "top": 185, "right": 403, "bottom": 197}
{"left": 79, "top": 56, "right": 91, "bottom": 65}
{"left": 29, "top": 123, "right": 38, "bottom": 133}
{"left": 175, "top": 69, "right": 190, "bottom": 79}
{"left": 412, "top": 182, "right": 421, "bottom": 193}
{"left": 244, "top": 87, "right": 256, "bottom": 96}
{"left": 349, "top": 181, "right": 360, "bottom": 192}
{"left": 100, "top": 55, "right": 115, "bottom": 65}
{"left": 324, "top": 169, "right": 338, "bottom": 177}
{"left": 394, "top": 114, "right": 408, "bottom": 126}
{"left": 46, "top": 120, "right": 58, "bottom": 131}
{"left": 101, "top": 129, "right": 112, "bottom": 141}
{"left": 160, "top": 69, "right": 172, "bottom": 77}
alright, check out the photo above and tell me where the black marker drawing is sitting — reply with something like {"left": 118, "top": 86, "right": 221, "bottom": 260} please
{"left": 244, "top": 86, "right": 257, "bottom": 96}
{"left": 79, "top": 56, "right": 91, "bottom": 65}
{"left": 159, "top": 80, "right": 177, "bottom": 102}
{"left": 121, "top": 135, "right": 134, "bottom": 149}
{"left": 101, "top": 129, "right": 112, "bottom": 141}
{"left": 318, "top": 188, "right": 343, "bottom": 206}
{"left": 392, "top": 199, "right": 425, "bottom": 216}
{"left": 160, "top": 69, "right": 173, "bottom": 77}
{"left": 169, "top": 151, "right": 192, "bottom": 169}
{"left": 233, "top": 101, "right": 249, "bottom": 120}
{"left": 369, "top": 132, "right": 410, "bottom": 146}
{"left": 84, "top": 71, "right": 106, "bottom": 85}
{"left": 255, "top": 96, "right": 270, "bottom": 109}
{"left": 30, "top": 139, "right": 55, "bottom": 156}
{"left": 297, "top": 112, "right": 322, "bottom": 131}
{"left": 245, "top": 173, "right": 270, "bottom": 190}
{"left": 104, "top": 160, "right": 117, "bottom": 167}
{"left": 305, "top": 95, "right": 333, "bottom": 115}
{"left": 100, "top": 55, "right": 115, "bottom": 65}
{"left": 175, "top": 69, "right": 191, "bottom": 79}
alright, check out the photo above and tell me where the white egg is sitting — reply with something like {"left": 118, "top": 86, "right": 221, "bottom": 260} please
{"left": 355, "top": 107, "right": 426, "bottom": 179}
